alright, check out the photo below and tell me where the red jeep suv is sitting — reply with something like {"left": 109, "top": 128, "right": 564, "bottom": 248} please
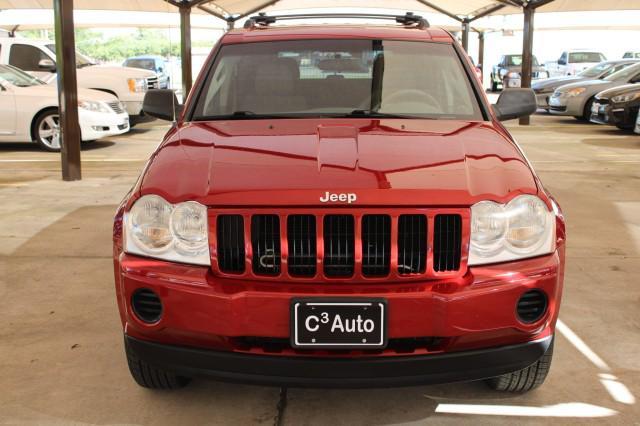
{"left": 113, "top": 13, "right": 565, "bottom": 391}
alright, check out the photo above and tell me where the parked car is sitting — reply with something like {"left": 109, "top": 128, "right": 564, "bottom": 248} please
{"left": 0, "top": 64, "right": 129, "bottom": 151}
{"left": 545, "top": 50, "right": 607, "bottom": 77}
{"left": 623, "top": 52, "right": 640, "bottom": 59}
{"left": 123, "top": 55, "right": 171, "bottom": 89}
{"left": 114, "top": 14, "right": 563, "bottom": 393}
{"left": 0, "top": 36, "right": 158, "bottom": 125}
{"left": 533, "top": 59, "right": 639, "bottom": 110}
{"left": 590, "top": 83, "right": 640, "bottom": 130}
{"left": 549, "top": 62, "right": 640, "bottom": 120}
{"left": 490, "top": 54, "right": 548, "bottom": 91}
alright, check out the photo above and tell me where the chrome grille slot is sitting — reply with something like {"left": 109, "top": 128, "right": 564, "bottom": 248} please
{"left": 397, "top": 215, "right": 427, "bottom": 274}
{"left": 216, "top": 215, "right": 245, "bottom": 273}
{"left": 107, "top": 101, "right": 124, "bottom": 114}
{"left": 362, "top": 215, "right": 391, "bottom": 277}
{"left": 323, "top": 215, "right": 354, "bottom": 277}
{"left": 433, "top": 214, "right": 462, "bottom": 272}
{"left": 287, "top": 215, "right": 317, "bottom": 277}
{"left": 251, "top": 215, "right": 281, "bottom": 275}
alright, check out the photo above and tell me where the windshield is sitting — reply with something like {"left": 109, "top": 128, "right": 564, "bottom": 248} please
{"left": 604, "top": 62, "right": 640, "bottom": 82}
{"left": 46, "top": 44, "right": 95, "bottom": 68}
{"left": 578, "top": 62, "right": 614, "bottom": 78}
{"left": 505, "top": 55, "right": 539, "bottom": 66}
{"left": 0, "top": 64, "right": 44, "bottom": 87}
{"left": 192, "top": 39, "right": 483, "bottom": 121}
{"left": 125, "top": 58, "right": 156, "bottom": 71}
{"left": 569, "top": 52, "right": 604, "bottom": 63}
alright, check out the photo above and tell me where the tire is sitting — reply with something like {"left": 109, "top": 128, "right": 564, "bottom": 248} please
{"left": 491, "top": 80, "right": 498, "bottom": 92}
{"left": 32, "top": 109, "right": 62, "bottom": 152}
{"left": 615, "top": 123, "right": 632, "bottom": 130}
{"left": 485, "top": 338, "right": 554, "bottom": 393}
{"left": 582, "top": 97, "right": 595, "bottom": 121}
{"left": 125, "top": 338, "right": 191, "bottom": 390}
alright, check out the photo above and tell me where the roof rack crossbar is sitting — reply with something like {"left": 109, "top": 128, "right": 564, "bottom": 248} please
{"left": 244, "top": 12, "right": 429, "bottom": 29}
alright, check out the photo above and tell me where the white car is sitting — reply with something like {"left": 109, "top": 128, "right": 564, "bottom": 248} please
{"left": 545, "top": 50, "right": 607, "bottom": 77}
{"left": 0, "top": 64, "right": 130, "bottom": 151}
{"left": 0, "top": 36, "right": 158, "bottom": 126}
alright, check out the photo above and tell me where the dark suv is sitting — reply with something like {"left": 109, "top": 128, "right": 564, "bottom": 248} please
{"left": 114, "top": 13, "right": 564, "bottom": 391}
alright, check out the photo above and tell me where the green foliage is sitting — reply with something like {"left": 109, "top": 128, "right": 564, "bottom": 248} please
{"left": 19, "top": 28, "right": 181, "bottom": 61}
{"left": 74, "top": 28, "right": 180, "bottom": 61}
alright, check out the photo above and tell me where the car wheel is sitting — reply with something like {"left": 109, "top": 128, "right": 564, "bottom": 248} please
{"left": 486, "top": 337, "right": 553, "bottom": 393}
{"left": 491, "top": 80, "right": 498, "bottom": 92}
{"left": 582, "top": 98, "right": 595, "bottom": 121}
{"left": 125, "top": 337, "right": 191, "bottom": 390}
{"left": 33, "top": 109, "right": 62, "bottom": 152}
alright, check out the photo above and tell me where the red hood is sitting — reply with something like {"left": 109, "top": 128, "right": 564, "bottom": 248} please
{"left": 140, "top": 118, "right": 537, "bottom": 207}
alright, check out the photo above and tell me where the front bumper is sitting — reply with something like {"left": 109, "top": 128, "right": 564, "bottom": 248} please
{"left": 535, "top": 93, "right": 553, "bottom": 109}
{"left": 590, "top": 102, "right": 640, "bottom": 129}
{"left": 78, "top": 110, "right": 129, "bottom": 141}
{"left": 126, "top": 334, "right": 552, "bottom": 387}
{"left": 114, "top": 246, "right": 563, "bottom": 385}
{"left": 548, "top": 95, "right": 584, "bottom": 116}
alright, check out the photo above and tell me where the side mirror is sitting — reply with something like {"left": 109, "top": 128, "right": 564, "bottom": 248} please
{"left": 157, "top": 67, "right": 163, "bottom": 73}
{"left": 38, "top": 58, "right": 56, "bottom": 72}
{"left": 492, "top": 88, "right": 537, "bottom": 121}
{"left": 143, "top": 89, "right": 183, "bottom": 121}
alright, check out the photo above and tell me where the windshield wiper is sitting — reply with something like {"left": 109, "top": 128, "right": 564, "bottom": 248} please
{"left": 345, "top": 109, "right": 415, "bottom": 119}
{"left": 196, "top": 111, "right": 292, "bottom": 120}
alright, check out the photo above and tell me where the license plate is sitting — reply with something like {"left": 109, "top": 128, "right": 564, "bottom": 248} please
{"left": 291, "top": 299, "right": 387, "bottom": 349}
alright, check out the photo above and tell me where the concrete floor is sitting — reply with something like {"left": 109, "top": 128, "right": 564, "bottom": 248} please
{"left": 0, "top": 115, "right": 639, "bottom": 425}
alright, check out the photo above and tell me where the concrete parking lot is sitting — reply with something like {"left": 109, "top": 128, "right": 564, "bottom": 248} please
{"left": 0, "top": 115, "right": 639, "bottom": 425}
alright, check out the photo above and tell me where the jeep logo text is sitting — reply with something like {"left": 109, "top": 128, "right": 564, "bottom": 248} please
{"left": 319, "top": 192, "right": 357, "bottom": 204}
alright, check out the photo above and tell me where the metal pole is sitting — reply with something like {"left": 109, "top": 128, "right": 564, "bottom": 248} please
{"left": 519, "top": 5, "right": 535, "bottom": 125}
{"left": 478, "top": 32, "right": 485, "bottom": 70}
{"left": 461, "top": 20, "right": 470, "bottom": 51}
{"left": 53, "top": 0, "right": 81, "bottom": 181}
{"left": 179, "top": 6, "right": 193, "bottom": 99}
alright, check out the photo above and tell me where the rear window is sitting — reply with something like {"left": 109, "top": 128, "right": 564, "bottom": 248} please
{"left": 125, "top": 59, "right": 156, "bottom": 70}
{"left": 192, "top": 39, "right": 483, "bottom": 121}
{"left": 569, "top": 52, "right": 605, "bottom": 63}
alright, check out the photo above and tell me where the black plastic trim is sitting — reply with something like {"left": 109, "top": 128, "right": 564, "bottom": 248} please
{"left": 125, "top": 335, "right": 552, "bottom": 388}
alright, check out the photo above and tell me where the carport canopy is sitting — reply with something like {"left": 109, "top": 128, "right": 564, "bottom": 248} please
{"left": 1, "top": 0, "right": 640, "bottom": 181}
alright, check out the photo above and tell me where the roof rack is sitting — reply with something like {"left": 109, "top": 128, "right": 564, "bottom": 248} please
{"left": 244, "top": 12, "right": 430, "bottom": 30}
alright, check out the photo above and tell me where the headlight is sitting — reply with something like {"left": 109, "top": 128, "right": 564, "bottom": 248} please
{"left": 611, "top": 92, "right": 640, "bottom": 103}
{"left": 127, "top": 77, "right": 147, "bottom": 93}
{"left": 469, "top": 195, "right": 555, "bottom": 266}
{"left": 78, "top": 100, "right": 111, "bottom": 113}
{"left": 506, "top": 71, "right": 520, "bottom": 79}
{"left": 125, "top": 195, "right": 210, "bottom": 265}
{"left": 564, "top": 87, "right": 586, "bottom": 97}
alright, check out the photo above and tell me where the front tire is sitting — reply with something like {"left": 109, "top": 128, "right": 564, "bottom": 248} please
{"left": 125, "top": 338, "right": 191, "bottom": 390}
{"left": 486, "top": 338, "right": 554, "bottom": 392}
{"left": 33, "top": 109, "right": 62, "bottom": 152}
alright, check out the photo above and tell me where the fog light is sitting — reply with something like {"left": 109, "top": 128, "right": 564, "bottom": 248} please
{"left": 516, "top": 290, "right": 547, "bottom": 323}
{"left": 131, "top": 288, "right": 162, "bottom": 323}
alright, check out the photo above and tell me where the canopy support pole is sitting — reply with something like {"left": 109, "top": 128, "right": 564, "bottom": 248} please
{"left": 519, "top": 4, "right": 535, "bottom": 125}
{"left": 179, "top": 5, "right": 193, "bottom": 99}
{"left": 461, "top": 19, "right": 470, "bottom": 51}
{"left": 477, "top": 31, "right": 485, "bottom": 69}
{"left": 53, "top": 0, "right": 81, "bottom": 181}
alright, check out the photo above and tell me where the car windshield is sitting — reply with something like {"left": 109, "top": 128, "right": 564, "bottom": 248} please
{"left": 604, "top": 62, "right": 640, "bottom": 82}
{"left": 192, "top": 39, "right": 483, "bottom": 121}
{"left": 125, "top": 58, "right": 156, "bottom": 71}
{"left": 46, "top": 44, "right": 95, "bottom": 68}
{"left": 569, "top": 52, "right": 604, "bottom": 63}
{"left": 578, "top": 62, "right": 613, "bottom": 78}
{"left": 0, "top": 64, "right": 44, "bottom": 87}
{"left": 505, "top": 55, "right": 539, "bottom": 66}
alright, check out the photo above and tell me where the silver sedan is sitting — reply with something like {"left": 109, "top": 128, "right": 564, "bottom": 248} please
{"left": 549, "top": 62, "right": 640, "bottom": 120}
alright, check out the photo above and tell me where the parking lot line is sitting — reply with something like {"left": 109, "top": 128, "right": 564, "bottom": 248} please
{"left": 434, "top": 402, "right": 617, "bottom": 418}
